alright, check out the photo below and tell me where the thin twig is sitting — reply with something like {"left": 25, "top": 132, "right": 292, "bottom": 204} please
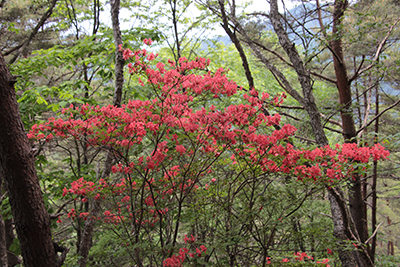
{"left": 357, "top": 98, "right": 400, "bottom": 134}
{"left": 349, "top": 17, "right": 400, "bottom": 82}
{"left": 365, "top": 222, "right": 383, "bottom": 244}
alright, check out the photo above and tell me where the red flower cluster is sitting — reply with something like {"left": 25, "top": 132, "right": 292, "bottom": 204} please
{"left": 29, "top": 45, "right": 390, "bottom": 219}
{"left": 277, "top": 252, "right": 330, "bottom": 266}
{"left": 294, "top": 251, "right": 314, "bottom": 261}
{"left": 163, "top": 236, "right": 207, "bottom": 267}
{"left": 28, "top": 44, "right": 390, "bottom": 265}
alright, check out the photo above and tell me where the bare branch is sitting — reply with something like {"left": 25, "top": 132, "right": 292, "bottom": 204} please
{"left": 316, "top": 0, "right": 327, "bottom": 37}
{"left": 320, "top": 113, "right": 342, "bottom": 128}
{"left": 8, "top": 0, "right": 59, "bottom": 65}
{"left": 247, "top": 12, "right": 269, "bottom": 18}
{"left": 218, "top": 0, "right": 254, "bottom": 89}
{"left": 280, "top": 112, "right": 343, "bottom": 134}
{"left": 279, "top": 111, "right": 302, "bottom": 121}
{"left": 248, "top": 38, "right": 337, "bottom": 84}
{"left": 310, "top": 71, "right": 337, "bottom": 84}
{"left": 280, "top": 105, "right": 343, "bottom": 127}
{"left": 49, "top": 213, "right": 65, "bottom": 220}
{"left": 350, "top": 17, "right": 400, "bottom": 82}
{"left": 3, "top": 43, "right": 24, "bottom": 57}
{"left": 267, "top": 65, "right": 305, "bottom": 105}
{"left": 279, "top": 105, "right": 304, "bottom": 109}
{"left": 365, "top": 222, "right": 383, "bottom": 245}
{"left": 357, "top": 98, "right": 400, "bottom": 134}
{"left": 357, "top": 81, "right": 373, "bottom": 139}
{"left": 294, "top": 135, "right": 317, "bottom": 144}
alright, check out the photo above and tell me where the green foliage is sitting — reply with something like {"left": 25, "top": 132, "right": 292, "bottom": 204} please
{"left": 0, "top": 196, "right": 13, "bottom": 221}
{"left": 376, "top": 254, "right": 400, "bottom": 267}
{"left": 11, "top": 27, "right": 161, "bottom": 129}
{"left": 9, "top": 238, "right": 21, "bottom": 258}
{"left": 3, "top": 0, "right": 400, "bottom": 265}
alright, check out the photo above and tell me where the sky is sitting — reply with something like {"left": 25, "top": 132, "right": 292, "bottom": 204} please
{"left": 92, "top": 0, "right": 297, "bottom": 38}
{"left": 102, "top": 0, "right": 272, "bottom": 28}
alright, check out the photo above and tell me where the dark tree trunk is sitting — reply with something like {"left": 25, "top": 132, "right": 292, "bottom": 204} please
{"left": 371, "top": 86, "right": 379, "bottom": 263}
{"left": 218, "top": 0, "right": 254, "bottom": 90}
{"left": 331, "top": 1, "right": 370, "bottom": 263}
{"left": 77, "top": 200, "right": 101, "bottom": 267}
{"left": 0, "top": 53, "right": 57, "bottom": 266}
{"left": 331, "top": 0, "right": 356, "bottom": 141}
{"left": 241, "top": 0, "right": 373, "bottom": 265}
{"left": 270, "top": 1, "right": 369, "bottom": 264}
{"left": 4, "top": 219, "right": 22, "bottom": 267}
{"left": 0, "top": 177, "right": 7, "bottom": 267}
{"left": 0, "top": 216, "right": 6, "bottom": 267}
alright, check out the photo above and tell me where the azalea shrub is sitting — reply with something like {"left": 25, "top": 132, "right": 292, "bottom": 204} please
{"left": 29, "top": 40, "right": 389, "bottom": 266}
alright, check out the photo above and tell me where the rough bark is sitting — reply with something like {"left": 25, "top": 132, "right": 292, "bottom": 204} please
{"left": 267, "top": 0, "right": 373, "bottom": 264}
{"left": 0, "top": 53, "right": 57, "bottom": 266}
{"left": 370, "top": 87, "right": 379, "bottom": 263}
{"left": 0, "top": 177, "right": 7, "bottom": 267}
{"left": 268, "top": 1, "right": 368, "bottom": 264}
{"left": 328, "top": 188, "right": 358, "bottom": 267}
{"left": 0, "top": 217, "right": 6, "bottom": 267}
{"left": 77, "top": 200, "right": 101, "bottom": 267}
{"left": 213, "top": 0, "right": 374, "bottom": 265}
{"left": 110, "top": 0, "right": 125, "bottom": 107}
{"left": 331, "top": 1, "right": 370, "bottom": 261}
{"left": 331, "top": 0, "right": 357, "bottom": 142}
{"left": 4, "top": 219, "right": 21, "bottom": 267}
{"left": 269, "top": 0, "right": 329, "bottom": 146}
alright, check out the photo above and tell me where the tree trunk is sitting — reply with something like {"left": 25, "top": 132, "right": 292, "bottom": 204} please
{"left": 0, "top": 216, "right": 6, "bottom": 267}
{"left": 0, "top": 53, "right": 57, "bottom": 266}
{"left": 4, "top": 219, "right": 22, "bottom": 267}
{"left": 111, "top": 0, "right": 125, "bottom": 107}
{"left": 218, "top": 0, "right": 254, "bottom": 90}
{"left": 210, "top": 0, "right": 381, "bottom": 265}
{"left": 371, "top": 86, "right": 379, "bottom": 263}
{"left": 77, "top": 2, "right": 124, "bottom": 264}
{"left": 0, "top": 177, "right": 7, "bottom": 267}
{"left": 242, "top": 0, "right": 373, "bottom": 265}
{"left": 269, "top": 0, "right": 328, "bottom": 146}
{"left": 77, "top": 200, "right": 101, "bottom": 267}
{"left": 328, "top": 188, "right": 357, "bottom": 267}
{"left": 331, "top": 0, "right": 370, "bottom": 258}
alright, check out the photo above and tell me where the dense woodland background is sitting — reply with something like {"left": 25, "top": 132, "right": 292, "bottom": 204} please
{"left": 0, "top": 0, "right": 400, "bottom": 266}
